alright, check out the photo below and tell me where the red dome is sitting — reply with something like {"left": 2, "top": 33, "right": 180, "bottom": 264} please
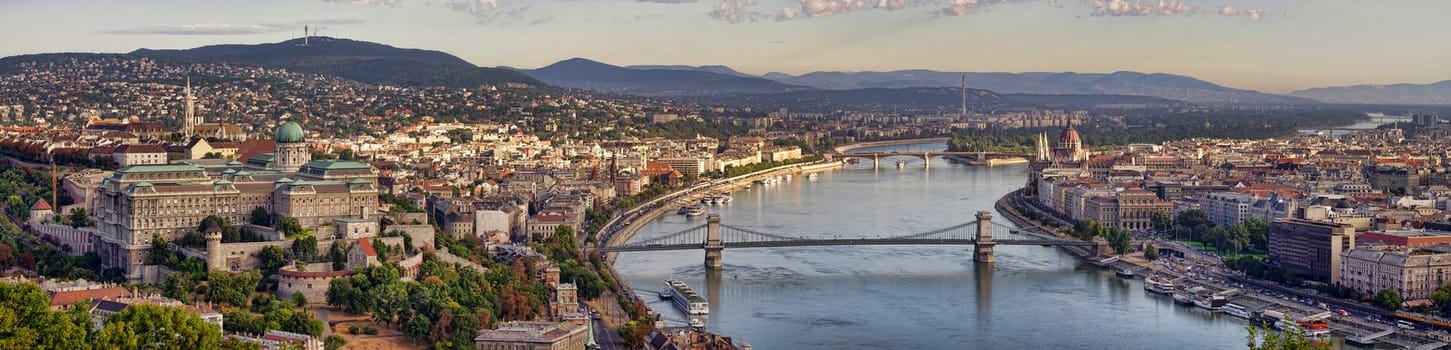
{"left": 1058, "top": 125, "right": 1081, "bottom": 144}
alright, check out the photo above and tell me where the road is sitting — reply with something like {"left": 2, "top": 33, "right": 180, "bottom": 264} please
{"left": 592, "top": 313, "right": 624, "bottom": 350}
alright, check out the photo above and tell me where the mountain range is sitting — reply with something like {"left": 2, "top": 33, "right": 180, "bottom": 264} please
{"left": 521, "top": 58, "right": 806, "bottom": 96}
{"left": 128, "top": 37, "right": 543, "bottom": 88}
{"left": 1290, "top": 81, "right": 1451, "bottom": 105}
{"left": 6, "top": 36, "right": 1449, "bottom": 106}
{"left": 518, "top": 60, "right": 1316, "bottom": 105}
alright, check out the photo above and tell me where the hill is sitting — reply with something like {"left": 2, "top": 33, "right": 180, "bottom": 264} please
{"left": 1290, "top": 81, "right": 1451, "bottom": 105}
{"left": 625, "top": 64, "right": 754, "bottom": 78}
{"left": 763, "top": 70, "right": 1314, "bottom": 105}
{"left": 129, "top": 37, "right": 543, "bottom": 88}
{"left": 521, "top": 58, "right": 807, "bottom": 96}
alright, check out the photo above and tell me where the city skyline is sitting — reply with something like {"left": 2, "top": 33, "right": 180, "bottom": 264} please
{"left": 1, "top": 0, "right": 1449, "bottom": 93}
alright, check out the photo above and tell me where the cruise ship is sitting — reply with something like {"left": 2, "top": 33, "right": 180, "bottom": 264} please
{"left": 1193, "top": 292, "right": 1229, "bottom": 312}
{"left": 681, "top": 205, "right": 706, "bottom": 217}
{"left": 665, "top": 279, "right": 710, "bottom": 315}
{"left": 1143, "top": 275, "right": 1175, "bottom": 295}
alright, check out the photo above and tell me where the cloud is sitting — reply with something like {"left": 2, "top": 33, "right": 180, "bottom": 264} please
{"left": 104, "top": 19, "right": 364, "bottom": 35}
{"left": 1217, "top": 5, "right": 1262, "bottom": 21}
{"left": 1087, "top": 0, "right": 1191, "bottom": 17}
{"left": 711, "top": 0, "right": 767, "bottom": 24}
{"left": 447, "top": 0, "right": 549, "bottom": 24}
{"left": 323, "top": 0, "right": 402, "bottom": 5}
{"left": 705, "top": 0, "right": 1265, "bottom": 23}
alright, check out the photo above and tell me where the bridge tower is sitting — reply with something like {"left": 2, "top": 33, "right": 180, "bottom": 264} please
{"left": 973, "top": 211, "right": 995, "bottom": 263}
{"left": 704, "top": 214, "right": 724, "bottom": 269}
{"left": 872, "top": 154, "right": 880, "bottom": 169}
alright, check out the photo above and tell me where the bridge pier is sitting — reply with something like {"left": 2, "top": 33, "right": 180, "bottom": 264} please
{"left": 973, "top": 211, "right": 995, "bottom": 263}
{"left": 872, "top": 155, "right": 880, "bottom": 170}
{"left": 923, "top": 153, "right": 930, "bottom": 169}
{"left": 705, "top": 214, "right": 723, "bottom": 269}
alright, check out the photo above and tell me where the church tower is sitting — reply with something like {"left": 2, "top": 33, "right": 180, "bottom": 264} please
{"left": 183, "top": 78, "right": 196, "bottom": 138}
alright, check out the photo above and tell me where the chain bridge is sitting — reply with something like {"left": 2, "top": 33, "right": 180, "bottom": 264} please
{"left": 600, "top": 211, "right": 1105, "bottom": 268}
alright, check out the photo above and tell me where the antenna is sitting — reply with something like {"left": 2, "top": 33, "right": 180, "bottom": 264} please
{"left": 303, "top": 25, "right": 309, "bottom": 46}
{"left": 960, "top": 75, "right": 967, "bottom": 118}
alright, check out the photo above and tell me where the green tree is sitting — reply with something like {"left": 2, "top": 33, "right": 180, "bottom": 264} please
{"left": 207, "top": 270, "right": 262, "bottom": 307}
{"left": 1376, "top": 288, "right": 1404, "bottom": 311}
{"left": 257, "top": 245, "right": 288, "bottom": 275}
{"left": 68, "top": 208, "right": 92, "bottom": 228}
{"left": 291, "top": 236, "right": 318, "bottom": 262}
{"left": 1151, "top": 210, "right": 1172, "bottom": 234}
{"left": 96, "top": 304, "right": 222, "bottom": 350}
{"left": 1144, "top": 244, "right": 1159, "bottom": 261}
{"left": 277, "top": 216, "right": 304, "bottom": 239}
{"left": 1246, "top": 320, "right": 1329, "bottom": 350}
{"left": 0, "top": 282, "right": 92, "bottom": 349}
{"left": 324, "top": 335, "right": 346, "bottom": 350}
{"left": 249, "top": 207, "right": 271, "bottom": 226}
{"left": 1175, "top": 209, "right": 1209, "bottom": 228}
{"left": 1243, "top": 219, "right": 1270, "bottom": 251}
{"left": 1104, "top": 227, "right": 1132, "bottom": 255}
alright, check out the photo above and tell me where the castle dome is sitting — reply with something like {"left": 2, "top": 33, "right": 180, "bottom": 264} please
{"left": 275, "top": 121, "right": 305, "bottom": 143}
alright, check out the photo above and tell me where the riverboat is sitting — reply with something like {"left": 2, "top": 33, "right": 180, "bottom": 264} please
{"left": 1116, "top": 269, "right": 1136, "bottom": 279}
{"left": 806, "top": 173, "right": 820, "bottom": 180}
{"left": 896, "top": 159, "right": 907, "bottom": 168}
{"left": 666, "top": 279, "right": 710, "bottom": 315}
{"left": 1172, "top": 291, "right": 1195, "bottom": 305}
{"left": 1143, "top": 275, "right": 1175, "bottom": 294}
{"left": 683, "top": 205, "right": 706, "bottom": 217}
{"left": 1223, "top": 303, "right": 1251, "bottom": 319}
{"left": 1193, "top": 292, "right": 1229, "bottom": 312}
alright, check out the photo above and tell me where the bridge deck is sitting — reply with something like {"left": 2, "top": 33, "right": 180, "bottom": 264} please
{"left": 601, "top": 238, "right": 1097, "bottom": 252}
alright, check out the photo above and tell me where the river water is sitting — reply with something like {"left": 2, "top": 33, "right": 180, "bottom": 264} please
{"left": 613, "top": 142, "right": 1251, "bottom": 349}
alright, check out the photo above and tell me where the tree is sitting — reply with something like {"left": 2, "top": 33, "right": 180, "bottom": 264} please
{"left": 324, "top": 335, "right": 346, "bottom": 350}
{"left": 0, "top": 281, "right": 92, "bottom": 349}
{"left": 1246, "top": 320, "right": 1329, "bottom": 350}
{"left": 207, "top": 271, "right": 262, "bottom": 307}
{"left": 249, "top": 207, "right": 271, "bottom": 226}
{"left": 1150, "top": 210, "right": 1171, "bottom": 234}
{"left": 1376, "top": 288, "right": 1404, "bottom": 311}
{"left": 257, "top": 245, "right": 288, "bottom": 275}
{"left": 96, "top": 304, "right": 222, "bottom": 350}
{"left": 1243, "top": 219, "right": 1270, "bottom": 251}
{"left": 1144, "top": 244, "right": 1159, "bottom": 261}
{"left": 1175, "top": 209, "right": 1209, "bottom": 231}
{"left": 277, "top": 216, "right": 304, "bottom": 239}
{"left": 1104, "top": 227, "right": 1132, "bottom": 255}
{"left": 68, "top": 208, "right": 91, "bottom": 228}
{"left": 291, "top": 236, "right": 318, "bottom": 262}
{"left": 291, "top": 292, "right": 308, "bottom": 307}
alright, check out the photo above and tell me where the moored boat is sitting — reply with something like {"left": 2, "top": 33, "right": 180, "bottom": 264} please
{"left": 1193, "top": 292, "right": 1228, "bottom": 312}
{"left": 1143, "top": 275, "right": 1175, "bottom": 294}
{"left": 1116, "top": 269, "right": 1136, "bottom": 279}
{"left": 684, "top": 205, "right": 706, "bottom": 217}
{"left": 1172, "top": 291, "right": 1194, "bottom": 305}
{"left": 1224, "top": 303, "right": 1251, "bottom": 319}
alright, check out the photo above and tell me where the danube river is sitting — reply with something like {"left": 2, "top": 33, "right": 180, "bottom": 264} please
{"left": 614, "top": 142, "right": 1252, "bottom": 349}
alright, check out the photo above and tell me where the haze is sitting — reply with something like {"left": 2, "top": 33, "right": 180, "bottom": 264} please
{"left": 1, "top": 0, "right": 1445, "bottom": 93}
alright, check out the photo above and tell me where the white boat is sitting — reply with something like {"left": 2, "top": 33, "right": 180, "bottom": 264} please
{"left": 700, "top": 197, "right": 717, "bottom": 205}
{"left": 1143, "top": 275, "right": 1175, "bottom": 295}
{"left": 684, "top": 205, "right": 706, "bottom": 217}
{"left": 717, "top": 194, "right": 732, "bottom": 204}
{"left": 1223, "top": 303, "right": 1251, "bottom": 319}
{"left": 1194, "top": 292, "right": 1228, "bottom": 312}
{"left": 1116, "top": 269, "right": 1136, "bottom": 279}
{"left": 658, "top": 286, "right": 672, "bottom": 299}
{"left": 688, "top": 318, "right": 705, "bottom": 328}
{"left": 806, "top": 173, "right": 819, "bottom": 180}
{"left": 896, "top": 159, "right": 907, "bottom": 168}
{"left": 1172, "top": 291, "right": 1194, "bottom": 305}
{"left": 666, "top": 280, "right": 710, "bottom": 315}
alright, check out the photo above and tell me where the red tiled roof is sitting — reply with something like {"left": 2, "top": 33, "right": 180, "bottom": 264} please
{"left": 30, "top": 198, "right": 51, "bottom": 211}
{"left": 49, "top": 287, "right": 132, "bottom": 307}
{"left": 358, "top": 238, "right": 377, "bottom": 257}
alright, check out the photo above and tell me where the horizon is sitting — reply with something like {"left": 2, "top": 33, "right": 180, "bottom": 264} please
{"left": 3, "top": 0, "right": 1451, "bottom": 93}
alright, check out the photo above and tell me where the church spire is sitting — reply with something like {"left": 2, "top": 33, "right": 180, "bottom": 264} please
{"left": 183, "top": 77, "right": 196, "bottom": 138}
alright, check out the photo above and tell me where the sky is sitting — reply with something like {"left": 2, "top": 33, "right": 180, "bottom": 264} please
{"left": 0, "top": 0, "right": 1447, "bottom": 93}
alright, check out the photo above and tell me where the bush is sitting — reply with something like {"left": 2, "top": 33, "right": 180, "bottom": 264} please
{"left": 348, "top": 326, "right": 360, "bottom": 334}
{"left": 363, "top": 326, "right": 378, "bottom": 335}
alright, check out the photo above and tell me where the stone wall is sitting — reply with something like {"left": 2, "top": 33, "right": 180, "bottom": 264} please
{"left": 276, "top": 264, "right": 351, "bottom": 304}
{"left": 30, "top": 224, "right": 96, "bottom": 256}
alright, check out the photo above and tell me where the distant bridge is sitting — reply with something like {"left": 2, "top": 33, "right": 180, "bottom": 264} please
{"left": 600, "top": 212, "right": 1105, "bottom": 268}
{"left": 835, "top": 151, "right": 1033, "bottom": 169}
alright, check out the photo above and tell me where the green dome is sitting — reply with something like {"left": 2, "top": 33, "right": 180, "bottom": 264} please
{"left": 274, "top": 121, "right": 305, "bottom": 143}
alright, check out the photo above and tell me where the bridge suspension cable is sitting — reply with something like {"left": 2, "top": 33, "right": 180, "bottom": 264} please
{"left": 624, "top": 224, "right": 708, "bottom": 247}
